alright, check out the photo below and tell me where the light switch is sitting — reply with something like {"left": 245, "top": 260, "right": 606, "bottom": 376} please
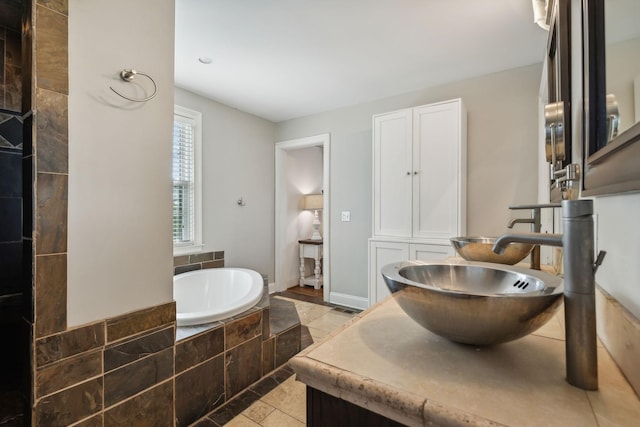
{"left": 341, "top": 211, "right": 351, "bottom": 222}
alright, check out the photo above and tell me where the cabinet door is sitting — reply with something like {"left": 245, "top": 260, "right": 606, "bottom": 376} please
{"left": 412, "top": 100, "right": 465, "bottom": 241}
{"left": 373, "top": 110, "right": 413, "bottom": 238}
{"left": 369, "top": 241, "right": 409, "bottom": 304}
{"left": 410, "top": 243, "right": 454, "bottom": 262}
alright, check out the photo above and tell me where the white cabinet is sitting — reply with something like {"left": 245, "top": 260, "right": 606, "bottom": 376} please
{"left": 369, "top": 241, "right": 455, "bottom": 304}
{"left": 372, "top": 99, "right": 466, "bottom": 242}
{"left": 369, "top": 99, "right": 466, "bottom": 305}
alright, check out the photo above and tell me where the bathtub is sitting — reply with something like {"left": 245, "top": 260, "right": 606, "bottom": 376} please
{"left": 173, "top": 268, "right": 264, "bottom": 326}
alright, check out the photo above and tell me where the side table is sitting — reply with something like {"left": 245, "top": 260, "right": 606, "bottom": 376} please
{"left": 299, "top": 239, "right": 323, "bottom": 289}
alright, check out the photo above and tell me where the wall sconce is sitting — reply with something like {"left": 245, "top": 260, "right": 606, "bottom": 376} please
{"left": 302, "top": 194, "right": 323, "bottom": 240}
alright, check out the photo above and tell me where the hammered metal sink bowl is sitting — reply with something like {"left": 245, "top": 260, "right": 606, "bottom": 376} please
{"left": 450, "top": 236, "right": 535, "bottom": 265}
{"left": 381, "top": 260, "right": 563, "bottom": 345}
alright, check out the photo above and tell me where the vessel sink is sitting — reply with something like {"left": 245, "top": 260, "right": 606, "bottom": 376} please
{"left": 381, "top": 260, "right": 563, "bottom": 345}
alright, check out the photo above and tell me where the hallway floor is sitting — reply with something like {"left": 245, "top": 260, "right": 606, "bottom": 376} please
{"left": 192, "top": 293, "right": 360, "bottom": 426}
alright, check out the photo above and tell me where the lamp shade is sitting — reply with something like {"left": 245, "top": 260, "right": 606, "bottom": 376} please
{"left": 303, "top": 194, "right": 323, "bottom": 210}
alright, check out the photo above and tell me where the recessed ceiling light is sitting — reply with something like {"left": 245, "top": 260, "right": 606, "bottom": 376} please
{"left": 198, "top": 57, "right": 213, "bottom": 64}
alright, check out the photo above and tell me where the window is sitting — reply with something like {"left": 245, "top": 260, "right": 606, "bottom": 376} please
{"left": 173, "top": 105, "right": 202, "bottom": 254}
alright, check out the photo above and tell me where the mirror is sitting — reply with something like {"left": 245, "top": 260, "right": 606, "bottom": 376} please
{"left": 605, "top": 0, "right": 640, "bottom": 139}
{"left": 582, "top": 0, "right": 640, "bottom": 196}
{"left": 545, "top": 0, "right": 573, "bottom": 201}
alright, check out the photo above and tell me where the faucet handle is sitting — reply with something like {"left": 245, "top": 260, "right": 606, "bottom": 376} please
{"left": 593, "top": 251, "right": 607, "bottom": 273}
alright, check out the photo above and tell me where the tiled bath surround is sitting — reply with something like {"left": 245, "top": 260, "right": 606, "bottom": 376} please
{"left": 173, "top": 251, "right": 302, "bottom": 426}
{"left": 173, "top": 250, "right": 225, "bottom": 275}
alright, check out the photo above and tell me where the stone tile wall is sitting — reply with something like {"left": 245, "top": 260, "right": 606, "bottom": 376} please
{"left": 33, "top": 302, "right": 176, "bottom": 426}
{"left": 0, "top": 22, "right": 22, "bottom": 111}
{"left": 173, "top": 251, "right": 225, "bottom": 275}
{"left": 174, "top": 277, "right": 302, "bottom": 427}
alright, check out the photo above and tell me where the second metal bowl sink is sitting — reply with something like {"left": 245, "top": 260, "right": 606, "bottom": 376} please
{"left": 382, "top": 260, "right": 563, "bottom": 345}
{"left": 450, "top": 236, "right": 534, "bottom": 265}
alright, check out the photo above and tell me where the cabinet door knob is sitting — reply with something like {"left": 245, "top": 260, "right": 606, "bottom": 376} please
{"left": 406, "top": 171, "right": 411, "bottom": 176}
{"left": 414, "top": 171, "right": 419, "bottom": 175}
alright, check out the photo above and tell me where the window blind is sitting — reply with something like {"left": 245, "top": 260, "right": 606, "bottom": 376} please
{"left": 173, "top": 116, "right": 195, "bottom": 245}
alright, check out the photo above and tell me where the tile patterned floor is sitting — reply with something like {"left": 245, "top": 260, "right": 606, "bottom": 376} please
{"left": 192, "top": 292, "right": 360, "bottom": 426}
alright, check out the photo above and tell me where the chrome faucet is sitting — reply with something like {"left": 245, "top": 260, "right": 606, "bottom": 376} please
{"left": 493, "top": 200, "right": 605, "bottom": 391}
{"left": 507, "top": 203, "right": 560, "bottom": 270}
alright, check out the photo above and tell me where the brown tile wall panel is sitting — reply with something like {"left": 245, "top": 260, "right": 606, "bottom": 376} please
{"left": 262, "top": 336, "right": 275, "bottom": 375}
{"left": 71, "top": 413, "right": 103, "bottom": 427}
{"left": 104, "top": 326, "right": 174, "bottom": 372}
{"left": 3, "top": 28, "right": 21, "bottom": 111}
{"left": 104, "top": 380, "right": 173, "bottom": 427}
{"left": 35, "top": 172, "right": 67, "bottom": 255}
{"left": 35, "top": 88, "right": 67, "bottom": 173}
{"left": 35, "top": 349, "right": 102, "bottom": 398}
{"left": 34, "top": 253, "right": 66, "bottom": 337}
{"left": 225, "top": 336, "right": 262, "bottom": 399}
{"left": 173, "top": 251, "right": 224, "bottom": 275}
{"left": 225, "top": 311, "right": 262, "bottom": 350}
{"left": 262, "top": 306, "right": 270, "bottom": 339}
{"left": 175, "top": 325, "right": 224, "bottom": 374}
{"left": 34, "top": 5, "right": 67, "bottom": 94}
{"left": 174, "top": 263, "right": 200, "bottom": 275}
{"left": 175, "top": 354, "right": 225, "bottom": 427}
{"left": 189, "top": 252, "right": 213, "bottom": 263}
{"left": 37, "top": 0, "right": 68, "bottom": 15}
{"left": 34, "top": 377, "right": 103, "bottom": 427}
{"left": 275, "top": 324, "right": 301, "bottom": 368}
{"left": 173, "top": 255, "right": 189, "bottom": 267}
{"left": 103, "top": 347, "right": 173, "bottom": 407}
{"left": 21, "top": 0, "right": 33, "bottom": 114}
{"left": 202, "top": 260, "right": 224, "bottom": 269}
{"left": 35, "top": 321, "right": 104, "bottom": 367}
{"left": 106, "top": 301, "right": 175, "bottom": 343}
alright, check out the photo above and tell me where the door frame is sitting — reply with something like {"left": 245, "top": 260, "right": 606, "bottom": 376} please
{"left": 275, "top": 134, "right": 331, "bottom": 301}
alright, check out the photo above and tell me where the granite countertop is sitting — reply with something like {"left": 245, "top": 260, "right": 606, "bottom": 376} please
{"left": 290, "top": 296, "right": 640, "bottom": 426}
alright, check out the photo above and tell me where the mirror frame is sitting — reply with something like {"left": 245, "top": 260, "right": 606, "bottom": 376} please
{"left": 547, "top": 0, "right": 572, "bottom": 202}
{"left": 582, "top": 0, "right": 640, "bottom": 196}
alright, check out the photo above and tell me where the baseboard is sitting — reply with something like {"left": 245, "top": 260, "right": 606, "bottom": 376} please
{"left": 596, "top": 286, "right": 640, "bottom": 397}
{"left": 329, "top": 292, "right": 369, "bottom": 311}
{"left": 268, "top": 282, "right": 277, "bottom": 294}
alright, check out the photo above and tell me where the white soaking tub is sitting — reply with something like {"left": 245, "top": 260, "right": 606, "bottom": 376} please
{"left": 173, "top": 268, "right": 264, "bottom": 326}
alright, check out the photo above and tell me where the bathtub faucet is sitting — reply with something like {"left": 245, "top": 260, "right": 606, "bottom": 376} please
{"left": 493, "top": 199, "right": 605, "bottom": 391}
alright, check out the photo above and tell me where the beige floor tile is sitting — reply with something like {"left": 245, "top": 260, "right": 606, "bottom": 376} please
{"left": 260, "top": 409, "right": 305, "bottom": 427}
{"left": 305, "top": 310, "right": 355, "bottom": 333}
{"left": 260, "top": 376, "right": 306, "bottom": 423}
{"left": 223, "top": 414, "right": 261, "bottom": 427}
{"left": 242, "top": 400, "right": 275, "bottom": 424}
{"left": 294, "top": 303, "right": 334, "bottom": 325}
{"left": 308, "top": 326, "right": 330, "bottom": 342}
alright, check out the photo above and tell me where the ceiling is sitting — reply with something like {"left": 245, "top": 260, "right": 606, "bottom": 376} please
{"left": 174, "top": 0, "right": 549, "bottom": 123}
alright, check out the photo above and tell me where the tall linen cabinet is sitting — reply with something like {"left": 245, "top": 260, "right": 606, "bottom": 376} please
{"left": 369, "top": 99, "right": 467, "bottom": 304}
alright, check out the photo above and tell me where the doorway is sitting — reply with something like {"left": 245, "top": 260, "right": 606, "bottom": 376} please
{"left": 275, "top": 134, "right": 330, "bottom": 302}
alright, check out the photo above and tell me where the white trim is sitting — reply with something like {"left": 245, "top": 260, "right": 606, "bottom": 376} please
{"left": 173, "top": 105, "right": 203, "bottom": 256}
{"left": 329, "top": 292, "right": 369, "bottom": 311}
{"left": 275, "top": 134, "right": 331, "bottom": 302}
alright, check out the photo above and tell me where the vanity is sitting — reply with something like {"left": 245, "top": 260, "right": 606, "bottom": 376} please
{"left": 290, "top": 295, "right": 640, "bottom": 426}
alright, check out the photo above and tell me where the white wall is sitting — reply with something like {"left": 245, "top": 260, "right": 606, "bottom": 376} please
{"left": 276, "top": 64, "right": 542, "bottom": 300}
{"left": 67, "top": 0, "right": 175, "bottom": 325}
{"left": 174, "top": 87, "right": 277, "bottom": 279}
{"left": 280, "top": 147, "right": 323, "bottom": 287}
